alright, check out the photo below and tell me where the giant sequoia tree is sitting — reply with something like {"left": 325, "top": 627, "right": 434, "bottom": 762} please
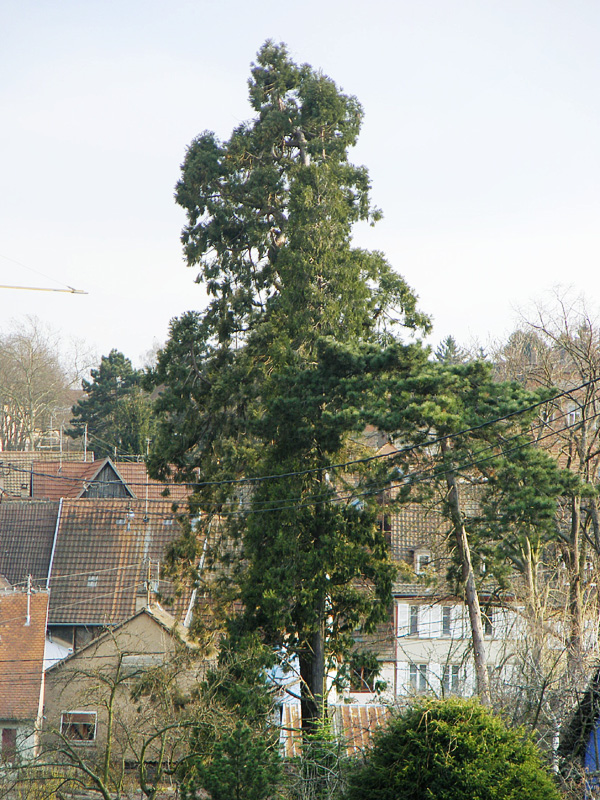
{"left": 149, "top": 42, "right": 429, "bottom": 732}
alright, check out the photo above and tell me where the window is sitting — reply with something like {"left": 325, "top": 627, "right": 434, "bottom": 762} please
{"left": 379, "top": 515, "right": 392, "bottom": 545}
{"left": 442, "top": 665, "right": 461, "bottom": 695}
{"left": 61, "top": 711, "right": 97, "bottom": 743}
{"left": 1, "top": 728, "right": 16, "bottom": 763}
{"left": 121, "top": 653, "right": 164, "bottom": 677}
{"left": 350, "top": 665, "right": 377, "bottom": 693}
{"left": 442, "top": 606, "right": 452, "bottom": 636}
{"left": 409, "top": 663, "right": 428, "bottom": 693}
{"left": 409, "top": 605, "right": 419, "bottom": 636}
{"left": 87, "top": 575, "right": 98, "bottom": 588}
{"left": 415, "top": 551, "right": 432, "bottom": 574}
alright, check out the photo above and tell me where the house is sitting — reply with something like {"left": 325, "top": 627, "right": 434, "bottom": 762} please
{"left": 46, "top": 499, "right": 193, "bottom": 648}
{"left": 0, "top": 588, "right": 49, "bottom": 763}
{"left": 43, "top": 604, "right": 209, "bottom": 764}
{"left": 343, "top": 501, "right": 520, "bottom": 704}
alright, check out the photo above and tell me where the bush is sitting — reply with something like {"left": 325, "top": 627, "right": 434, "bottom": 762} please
{"left": 346, "top": 698, "right": 562, "bottom": 800}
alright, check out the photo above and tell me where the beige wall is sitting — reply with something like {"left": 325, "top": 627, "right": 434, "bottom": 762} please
{"left": 43, "top": 612, "right": 207, "bottom": 765}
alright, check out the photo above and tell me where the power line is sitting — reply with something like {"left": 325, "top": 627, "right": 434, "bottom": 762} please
{"left": 1, "top": 400, "right": 595, "bottom": 518}
{"left": 3, "top": 374, "right": 598, "bottom": 496}
{"left": 208, "top": 407, "right": 600, "bottom": 517}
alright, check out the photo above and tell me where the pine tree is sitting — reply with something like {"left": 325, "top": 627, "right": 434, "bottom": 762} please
{"left": 69, "top": 349, "right": 154, "bottom": 458}
{"left": 378, "top": 360, "right": 568, "bottom": 704}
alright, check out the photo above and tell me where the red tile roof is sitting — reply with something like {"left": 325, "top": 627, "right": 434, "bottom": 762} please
{"left": 0, "top": 590, "right": 48, "bottom": 721}
{"left": 0, "top": 452, "right": 90, "bottom": 498}
{"left": 112, "top": 462, "right": 192, "bottom": 502}
{"left": 31, "top": 459, "right": 192, "bottom": 503}
{"left": 31, "top": 461, "right": 104, "bottom": 500}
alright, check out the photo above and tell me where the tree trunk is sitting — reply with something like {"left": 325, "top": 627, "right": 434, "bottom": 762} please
{"left": 299, "top": 598, "right": 326, "bottom": 737}
{"left": 441, "top": 442, "right": 491, "bottom": 704}
{"left": 567, "top": 494, "right": 584, "bottom": 670}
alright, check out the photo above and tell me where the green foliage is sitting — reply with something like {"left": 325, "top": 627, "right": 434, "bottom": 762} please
{"left": 346, "top": 698, "right": 562, "bottom": 800}
{"left": 202, "top": 633, "right": 279, "bottom": 728}
{"left": 69, "top": 349, "right": 155, "bottom": 457}
{"left": 434, "top": 335, "right": 468, "bottom": 364}
{"left": 378, "top": 359, "right": 569, "bottom": 587}
{"left": 150, "top": 40, "right": 430, "bottom": 731}
{"left": 181, "top": 721, "right": 282, "bottom": 800}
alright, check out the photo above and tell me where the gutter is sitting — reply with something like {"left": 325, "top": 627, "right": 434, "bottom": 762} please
{"left": 46, "top": 498, "right": 63, "bottom": 590}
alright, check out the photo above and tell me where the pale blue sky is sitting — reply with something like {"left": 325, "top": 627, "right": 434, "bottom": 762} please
{"left": 1, "top": 1, "right": 599, "bottom": 363}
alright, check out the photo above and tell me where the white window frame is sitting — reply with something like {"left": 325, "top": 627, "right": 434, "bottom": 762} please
{"left": 409, "top": 605, "right": 419, "bottom": 636}
{"left": 442, "top": 665, "right": 461, "bottom": 695}
{"left": 415, "top": 551, "right": 432, "bottom": 575}
{"left": 60, "top": 711, "right": 97, "bottom": 745}
{"left": 442, "top": 606, "right": 452, "bottom": 637}
{"left": 409, "top": 663, "right": 428, "bottom": 693}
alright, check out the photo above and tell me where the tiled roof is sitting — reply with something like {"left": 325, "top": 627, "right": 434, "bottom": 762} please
{"left": 32, "top": 459, "right": 192, "bottom": 503}
{"left": 0, "top": 452, "right": 90, "bottom": 498}
{"left": 0, "top": 500, "right": 61, "bottom": 587}
{"left": 47, "top": 499, "right": 190, "bottom": 626}
{"left": 113, "top": 462, "right": 193, "bottom": 502}
{"left": 0, "top": 590, "right": 48, "bottom": 721}
{"left": 32, "top": 460, "right": 107, "bottom": 500}
{"left": 390, "top": 503, "right": 450, "bottom": 564}
{"left": 392, "top": 582, "right": 437, "bottom": 598}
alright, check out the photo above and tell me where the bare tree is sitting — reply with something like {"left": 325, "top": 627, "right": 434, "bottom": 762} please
{"left": 494, "top": 289, "right": 600, "bottom": 675}
{"left": 0, "top": 318, "right": 73, "bottom": 451}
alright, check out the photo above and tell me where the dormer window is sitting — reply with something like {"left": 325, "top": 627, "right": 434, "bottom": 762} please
{"left": 413, "top": 548, "right": 432, "bottom": 575}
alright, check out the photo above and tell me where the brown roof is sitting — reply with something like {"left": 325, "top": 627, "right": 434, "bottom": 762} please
{"left": 0, "top": 500, "right": 61, "bottom": 588}
{"left": 47, "top": 499, "right": 191, "bottom": 626}
{"left": 32, "top": 460, "right": 107, "bottom": 500}
{"left": 0, "top": 590, "right": 48, "bottom": 721}
{"left": 32, "top": 459, "right": 192, "bottom": 503}
{"left": 390, "top": 503, "right": 449, "bottom": 564}
{"left": 334, "top": 704, "right": 390, "bottom": 755}
{"left": 0, "top": 452, "right": 91, "bottom": 498}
